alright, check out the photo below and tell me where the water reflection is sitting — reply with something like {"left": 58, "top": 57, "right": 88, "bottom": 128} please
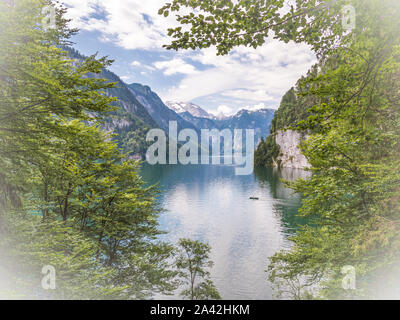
{"left": 140, "top": 163, "right": 309, "bottom": 299}
{"left": 254, "top": 167, "right": 311, "bottom": 235}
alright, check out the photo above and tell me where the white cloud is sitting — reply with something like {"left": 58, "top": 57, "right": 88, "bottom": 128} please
{"left": 131, "top": 60, "right": 141, "bottom": 67}
{"left": 63, "top": 1, "right": 317, "bottom": 110}
{"left": 120, "top": 75, "right": 130, "bottom": 81}
{"left": 209, "top": 105, "right": 235, "bottom": 117}
{"left": 131, "top": 60, "right": 155, "bottom": 73}
{"left": 222, "top": 89, "right": 275, "bottom": 102}
{"left": 245, "top": 103, "right": 268, "bottom": 112}
{"left": 153, "top": 58, "right": 198, "bottom": 76}
{"left": 164, "top": 41, "right": 316, "bottom": 104}
{"left": 63, "top": 0, "right": 181, "bottom": 51}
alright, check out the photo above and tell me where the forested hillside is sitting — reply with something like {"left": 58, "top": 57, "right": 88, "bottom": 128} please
{"left": 64, "top": 47, "right": 157, "bottom": 158}
{"left": 127, "top": 83, "right": 199, "bottom": 133}
{"left": 254, "top": 63, "right": 323, "bottom": 167}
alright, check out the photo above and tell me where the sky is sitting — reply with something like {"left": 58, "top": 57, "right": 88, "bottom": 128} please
{"left": 62, "top": 0, "right": 317, "bottom": 116}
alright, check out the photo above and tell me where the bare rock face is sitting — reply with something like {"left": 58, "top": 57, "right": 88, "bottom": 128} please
{"left": 275, "top": 130, "right": 310, "bottom": 169}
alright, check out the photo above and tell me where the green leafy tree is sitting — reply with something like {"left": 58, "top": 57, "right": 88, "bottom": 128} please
{"left": 161, "top": 0, "right": 400, "bottom": 299}
{"left": 176, "top": 239, "right": 221, "bottom": 300}
{"left": 268, "top": 5, "right": 400, "bottom": 298}
{"left": 254, "top": 135, "right": 281, "bottom": 167}
{"left": 158, "top": 0, "right": 385, "bottom": 55}
{"left": 0, "top": 0, "right": 177, "bottom": 299}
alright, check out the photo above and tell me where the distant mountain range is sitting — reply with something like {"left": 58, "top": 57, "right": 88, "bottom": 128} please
{"left": 166, "top": 101, "right": 212, "bottom": 118}
{"left": 216, "top": 108, "right": 275, "bottom": 143}
{"left": 165, "top": 101, "right": 275, "bottom": 145}
{"left": 125, "top": 83, "right": 275, "bottom": 146}
{"left": 64, "top": 47, "right": 275, "bottom": 157}
{"left": 127, "top": 84, "right": 199, "bottom": 134}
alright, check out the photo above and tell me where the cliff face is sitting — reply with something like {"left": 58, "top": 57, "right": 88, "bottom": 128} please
{"left": 274, "top": 130, "right": 310, "bottom": 169}
{"left": 254, "top": 84, "right": 315, "bottom": 169}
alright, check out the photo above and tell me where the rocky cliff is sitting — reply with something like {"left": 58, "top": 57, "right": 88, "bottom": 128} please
{"left": 255, "top": 73, "right": 318, "bottom": 169}
{"left": 274, "top": 130, "right": 310, "bottom": 169}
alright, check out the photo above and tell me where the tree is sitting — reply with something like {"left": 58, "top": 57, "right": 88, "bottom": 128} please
{"left": 158, "top": 0, "right": 396, "bottom": 55}
{"left": 161, "top": 0, "right": 400, "bottom": 298}
{"left": 268, "top": 8, "right": 400, "bottom": 298}
{"left": 176, "top": 239, "right": 221, "bottom": 300}
{"left": 0, "top": 0, "right": 177, "bottom": 299}
{"left": 0, "top": 213, "right": 123, "bottom": 299}
{"left": 254, "top": 134, "right": 281, "bottom": 167}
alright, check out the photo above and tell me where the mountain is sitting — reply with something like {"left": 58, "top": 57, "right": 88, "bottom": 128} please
{"left": 63, "top": 47, "right": 158, "bottom": 158}
{"left": 166, "top": 101, "right": 211, "bottom": 119}
{"left": 64, "top": 46, "right": 275, "bottom": 156}
{"left": 128, "top": 84, "right": 199, "bottom": 133}
{"left": 166, "top": 101, "right": 275, "bottom": 146}
{"left": 178, "top": 111, "right": 220, "bottom": 130}
{"left": 99, "top": 69, "right": 158, "bottom": 129}
{"left": 217, "top": 109, "right": 275, "bottom": 144}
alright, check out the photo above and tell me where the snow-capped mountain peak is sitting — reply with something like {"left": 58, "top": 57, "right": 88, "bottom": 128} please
{"left": 165, "top": 101, "right": 211, "bottom": 119}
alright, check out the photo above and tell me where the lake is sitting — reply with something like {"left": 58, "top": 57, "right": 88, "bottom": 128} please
{"left": 140, "top": 162, "right": 310, "bottom": 300}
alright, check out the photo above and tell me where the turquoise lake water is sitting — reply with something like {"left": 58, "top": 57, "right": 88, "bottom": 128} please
{"left": 140, "top": 163, "right": 310, "bottom": 299}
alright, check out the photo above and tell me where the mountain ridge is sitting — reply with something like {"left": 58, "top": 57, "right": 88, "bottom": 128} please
{"left": 165, "top": 101, "right": 211, "bottom": 119}
{"left": 63, "top": 47, "right": 158, "bottom": 158}
{"left": 165, "top": 101, "right": 275, "bottom": 145}
{"left": 64, "top": 46, "right": 275, "bottom": 155}
{"left": 127, "top": 83, "right": 199, "bottom": 134}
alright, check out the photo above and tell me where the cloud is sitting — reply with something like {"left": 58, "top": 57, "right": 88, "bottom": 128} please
{"left": 63, "top": 0, "right": 181, "bottom": 51}
{"left": 163, "top": 40, "right": 316, "bottom": 106}
{"left": 222, "top": 89, "right": 275, "bottom": 102}
{"left": 131, "top": 60, "right": 141, "bottom": 67}
{"left": 63, "top": 1, "right": 317, "bottom": 112}
{"left": 153, "top": 58, "right": 198, "bottom": 76}
{"left": 209, "top": 105, "right": 235, "bottom": 117}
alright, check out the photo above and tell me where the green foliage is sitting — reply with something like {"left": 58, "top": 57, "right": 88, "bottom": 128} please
{"left": 254, "top": 60, "right": 325, "bottom": 168}
{"left": 62, "top": 46, "right": 157, "bottom": 158}
{"left": 268, "top": 5, "right": 400, "bottom": 298}
{"left": 272, "top": 79, "right": 317, "bottom": 132}
{"left": 176, "top": 239, "right": 221, "bottom": 300}
{"left": 254, "top": 135, "right": 281, "bottom": 167}
{"left": 115, "top": 118, "right": 153, "bottom": 158}
{"left": 160, "top": 0, "right": 400, "bottom": 299}
{"left": 158, "top": 0, "right": 389, "bottom": 56}
{"left": 0, "top": 0, "right": 177, "bottom": 299}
